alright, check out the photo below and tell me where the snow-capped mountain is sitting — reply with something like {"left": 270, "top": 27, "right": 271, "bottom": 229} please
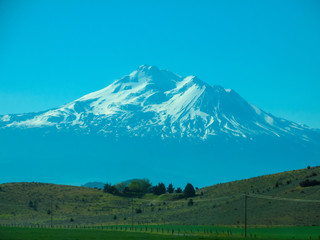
{"left": 0, "top": 65, "right": 317, "bottom": 142}
{"left": 0, "top": 65, "right": 319, "bottom": 186}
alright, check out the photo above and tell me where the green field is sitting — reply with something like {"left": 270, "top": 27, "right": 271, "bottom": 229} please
{"left": 0, "top": 226, "right": 320, "bottom": 240}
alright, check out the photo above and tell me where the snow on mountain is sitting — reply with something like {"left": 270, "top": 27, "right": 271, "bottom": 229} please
{"left": 0, "top": 65, "right": 316, "bottom": 141}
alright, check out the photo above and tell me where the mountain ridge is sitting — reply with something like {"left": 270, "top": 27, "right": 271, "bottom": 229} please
{"left": 0, "top": 65, "right": 319, "bottom": 186}
{"left": 0, "top": 65, "right": 318, "bottom": 142}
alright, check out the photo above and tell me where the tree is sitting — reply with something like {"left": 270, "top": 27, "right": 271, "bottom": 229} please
{"left": 153, "top": 182, "right": 166, "bottom": 195}
{"left": 128, "top": 181, "right": 140, "bottom": 193}
{"left": 140, "top": 179, "right": 152, "bottom": 193}
{"left": 183, "top": 183, "right": 195, "bottom": 197}
{"left": 114, "top": 181, "right": 126, "bottom": 192}
{"left": 175, "top": 187, "right": 182, "bottom": 193}
{"left": 104, "top": 183, "right": 112, "bottom": 193}
{"left": 103, "top": 183, "right": 119, "bottom": 194}
{"left": 128, "top": 179, "right": 152, "bottom": 193}
{"left": 167, "top": 183, "right": 174, "bottom": 193}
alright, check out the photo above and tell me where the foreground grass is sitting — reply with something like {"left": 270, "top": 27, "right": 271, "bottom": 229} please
{"left": 0, "top": 227, "right": 208, "bottom": 240}
{"left": 1, "top": 226, "right": 320, "bottom": 240}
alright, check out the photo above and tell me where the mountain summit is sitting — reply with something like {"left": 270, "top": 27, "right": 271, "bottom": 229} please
{"left": 0, "top": 65, "right": 317, "bottom": 142}
{"left": 0, "top": 66, "right": 319, "bottom": 186}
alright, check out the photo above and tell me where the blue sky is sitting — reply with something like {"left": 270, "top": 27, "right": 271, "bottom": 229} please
{"left": 1, "top": 0, "right": 320, "bottom": 128}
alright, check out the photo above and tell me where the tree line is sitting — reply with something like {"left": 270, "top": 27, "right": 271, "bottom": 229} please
{"left": 103, "top": 179, "right": 196, "bottom": 198}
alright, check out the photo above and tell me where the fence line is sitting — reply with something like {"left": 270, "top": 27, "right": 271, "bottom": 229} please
{"left": 247, "top": 193, "right": 320, "bottom": 203}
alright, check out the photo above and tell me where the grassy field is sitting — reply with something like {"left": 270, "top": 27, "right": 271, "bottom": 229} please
{"left": 0, "top": 226, "right": 320, "bottom": 240}
{"left": 0, "top": 227, "right": 197, "bottom": 240}
{"left": 0, "top": 166, "right": 319, "bottom": 226}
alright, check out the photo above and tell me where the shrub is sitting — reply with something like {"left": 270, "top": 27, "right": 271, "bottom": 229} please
{"left": 28, "top": 200, "right": 38, "bottom": 211}
{"left": 300, "top": 179, "right": 320, "bottom": 187}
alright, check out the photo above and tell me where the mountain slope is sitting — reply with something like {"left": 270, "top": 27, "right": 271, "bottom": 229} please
{"left": 0, "top": 65, "right": 319, "bottom": 186}
{"left": 1, "top": 65, "right": 318, "bottom": 142}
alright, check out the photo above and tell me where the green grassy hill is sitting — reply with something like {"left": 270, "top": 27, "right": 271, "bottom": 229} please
{"left": 0, "top": 166, "right": 319, "bottom": 227}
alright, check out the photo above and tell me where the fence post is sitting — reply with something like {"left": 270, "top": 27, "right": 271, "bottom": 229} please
{"left": 244, "top": 194, "right": 248, "bottom": 238}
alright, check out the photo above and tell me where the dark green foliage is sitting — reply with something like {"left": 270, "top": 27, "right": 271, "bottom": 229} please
{"left": 28, "top": 200, "right": 38, "bottom": 211}
{"left": 306, "top": 172, "right": 317, "bottom": 178}
{"left": 153, "top": 182, "right": 166, "bottom": 195}
{"left": 113, "top": 215, "right": 117, "bottom": 220}
{"left": 300, "top": 179, "right": 320, "bottom": 187}
{"left": 103, "top": 183, "right": 112, "bottom": 193}
{"left": 127, "top": 179, "right": 151, "bottom": 193}
{"left": 70, "top": 218, "right": 74, "bottom": 222}
{"left": 107, "top": 179, "right": 152, "bottom": 196}
{"left": 103, "top": 183, "right": 119, "bottom": 195}
{"left": 187, "top": 199, "right": 194, "bottom": 206}
{"left": 167, "top": 183, "right": 174, "bottom": 193}
{"left": 183, "top": 183, "right": 195, "bottom": 197}
{"left": 114, "top": 181, "right": 127, "bottom": 192}
{"left": 135, "top": 208, "right": 142, "bottom": 214}
{"left": 175, "top": 187, "right": 182, "bottom": 193}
